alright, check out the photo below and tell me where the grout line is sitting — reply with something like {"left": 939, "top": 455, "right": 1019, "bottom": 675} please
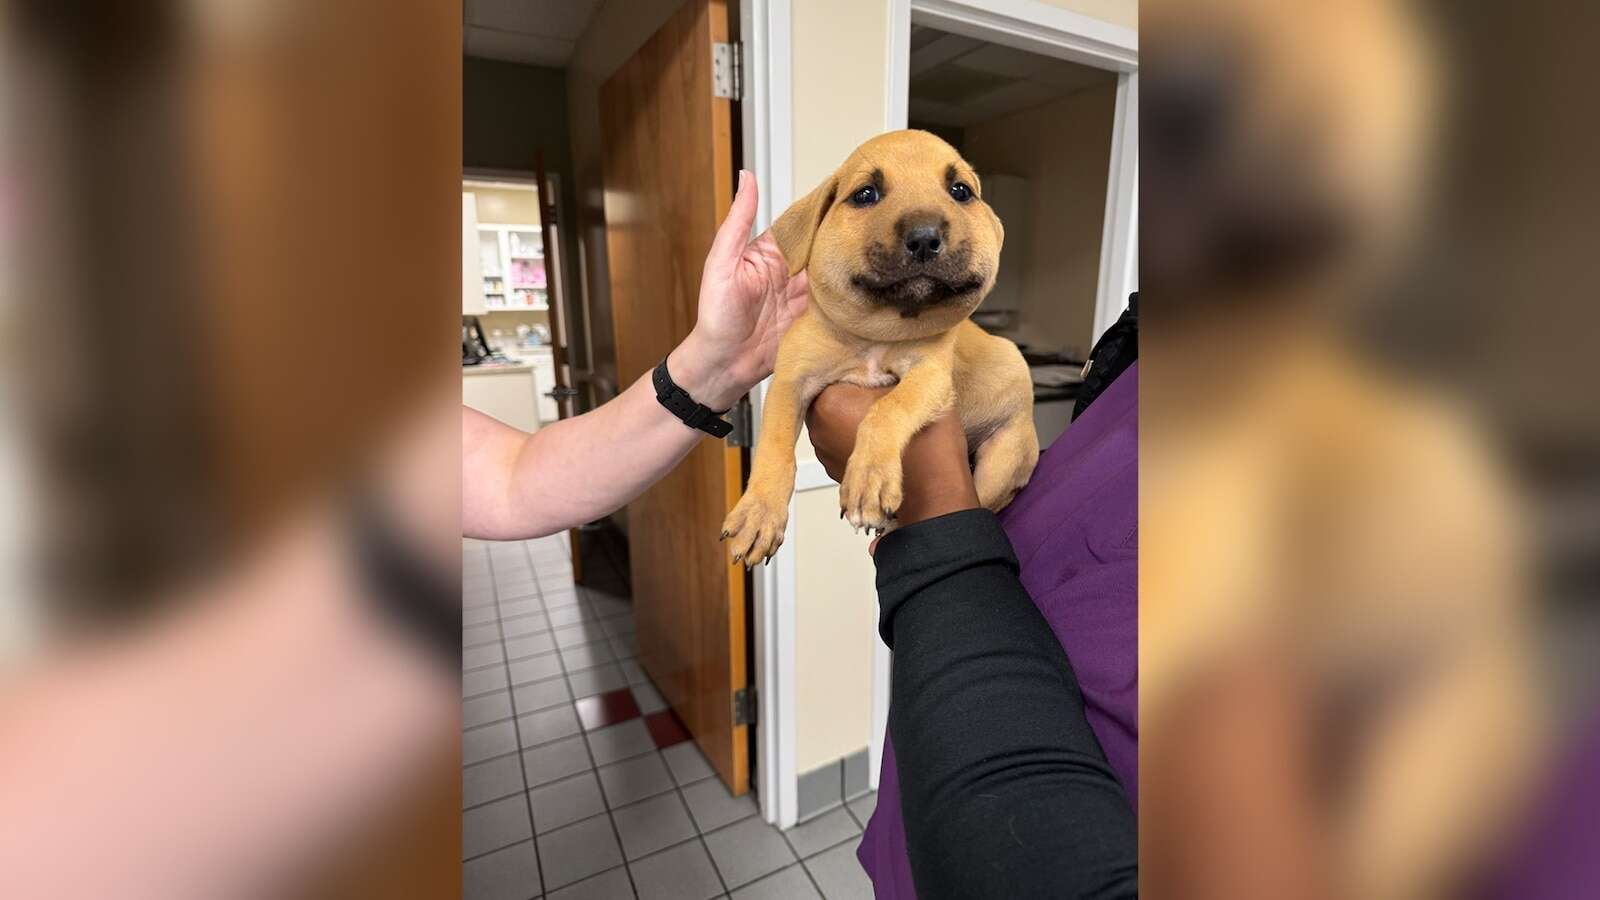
{"left": 480, "top": 541, "right": 547, "bottom": 898}
{"left": 525, "top": 539, "right": 641, "bottom": 900}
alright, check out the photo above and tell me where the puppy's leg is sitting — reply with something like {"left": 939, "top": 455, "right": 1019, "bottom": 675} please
{"left": 841, "top": 362, "right": 954, "bottom": 531}
{"left": 722, "top": 377, "right": 808, "bottom": 566}
{"left": 973, "top": 411, "right": 1040, "bottom": 512}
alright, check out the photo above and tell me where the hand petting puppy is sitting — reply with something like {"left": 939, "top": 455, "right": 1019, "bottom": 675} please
{"left": 668, "top": 170, "right": 811, "bottom": 411}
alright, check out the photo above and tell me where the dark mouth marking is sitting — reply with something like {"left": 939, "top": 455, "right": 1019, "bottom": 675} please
{"left": 851, "top": 242, "right": 986, "bottom": 317}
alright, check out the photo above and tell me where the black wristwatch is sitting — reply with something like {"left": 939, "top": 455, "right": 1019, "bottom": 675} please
{"left": 653, "top": 357, "right": 734, "bottom": 438}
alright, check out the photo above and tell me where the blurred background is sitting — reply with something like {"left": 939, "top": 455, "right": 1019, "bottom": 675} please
{"left": 2, "top": 1, "right": 462, "bottom": 897}
{"left": 1142, "top": 0, "right": 1600, "bottom": 897}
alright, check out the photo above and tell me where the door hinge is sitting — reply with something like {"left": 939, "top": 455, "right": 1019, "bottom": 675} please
{"left": 733, "top": 687, "right": 758, "bottom": 726}
{"left": 712, "top": 41, "right": 742, "bottom": 100}
{"left": 726, "top": 395, "right": 754, "bottom": 447}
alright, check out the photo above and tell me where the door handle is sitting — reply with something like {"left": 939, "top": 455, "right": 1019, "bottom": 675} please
{"left": 545, "top": 386, "right": 580, "bottom": 399}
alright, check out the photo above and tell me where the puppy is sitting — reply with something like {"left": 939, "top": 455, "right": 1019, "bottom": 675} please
{"left": 720, "top": 130, "right": 1038, "bottom": 565}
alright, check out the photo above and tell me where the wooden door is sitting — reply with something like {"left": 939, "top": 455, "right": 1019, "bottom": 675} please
{"left": 533, "top": 157, "right": 587, "bottom": 578}
{"left": 599, "top": 0, "right": 748, "bottom": 794}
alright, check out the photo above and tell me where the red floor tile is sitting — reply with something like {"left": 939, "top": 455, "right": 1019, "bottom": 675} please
{"left": 574, "top": 688, "right": 640, "bottom": 731}
{"left": 644, "top": 709, "right": 691, "bottom": 749}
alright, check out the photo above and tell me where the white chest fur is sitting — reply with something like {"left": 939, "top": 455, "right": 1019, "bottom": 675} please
{"left": 837, "top": 344, "right": 903, "bottom": 388}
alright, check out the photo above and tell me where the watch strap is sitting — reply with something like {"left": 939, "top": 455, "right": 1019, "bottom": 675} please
{"left": 653, "top": 357, "right": 734, "bottom": 438}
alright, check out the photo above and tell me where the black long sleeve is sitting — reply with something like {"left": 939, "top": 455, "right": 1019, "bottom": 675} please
{"left": 875, "top": 508, "right": 1137, "bottom": 900}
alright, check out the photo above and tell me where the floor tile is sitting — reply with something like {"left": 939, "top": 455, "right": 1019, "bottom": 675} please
{"left": 569, "top": 664, "right": 628, "bottom": 699}
{"left": 463, "top": 839, "right": 542, "bottom": 900}
{"left": 547, "top": 605, "right": 604, "bottom": 628}
{"left": 464, "top": 794, "right": 534, "bottom": 860}
{"left": 506, "top": 631, "right": 558, "bottom": 660}
{"left": 465, "top": 643, "right": 506, "bottom": 671}
{"left": 464, "top": 623, "right": 502, "bottom": 647}
{"left": 630, "top": 838, "right": 724, "bottom": 900}
{"left": 523, "top": 735, "right": 593, "bottom": 788}
{"left": 619, "top": 659, "right": 649, "bottom": 686}
{"left": 465, "top": 721, "right": 519, "bottom": 766}
{"left": 611, "top": 792, "right": 697, "bottom": 861}
{"left": 803, "top": 841, "right": 871, "bottom": 900}
{"left": 630, "top": 681, "right": 668, "bottom": 715}
{"left": 464, "top": 753, "right": 526, "bottom": 808}
{"left": 589, "top": 597, "right": 630, "bottom": 617}
{"left": 643, "top": 710, "right": 690, "bottom": 750}
{"left": 537, "top": 814, "right": 625, "bottom": 891}
{"left": 661, "top": 742, "right": 715, "bottom": 787}
{"left": 465, "top": 666, "right": 510, "bottom": 699}
{"left": 587, "top": 719, "right": 656, "bottom": 766}
{"left": 681, "top": 777, "right": 757, "bottom": 832}
{"left": 730, "top": 864, "right": 820, "bottom": 900}
{"left": 496, "top": 583, "right": 541, "bottom": 604}
{"left": 542, "top": 589, "right": 581, "bottom": 610}
{"left": 561, "top": 640, "right": 617, "bottom": 672}
{"left": 545, "top": 865, "right": 632, "bottom": 900}
{"left": 576, "top": 689, "right": 643, "bottom": 732}
{"left": 508, "top": 651, "right": 565, "bottom": 686}
{"left": 499, "top": 598, "right": 543, "bottom": 619}
{"left": 845, "top": 793, "right": 876, "bottom": 829}
{"left": 518, "top": 703, "right": 582, "bottom": 748}
{"left": 464, "top": 604, "right": 499, "bottom": 627}
{"left": 704, "top": 818, "right": 796, "bottom": 889}
{"left": 597, "top": 752, "right": 675, "bottom": 807}
{"left": 783, "top": 808, "right": 859, "bottom": 859}
{"left": 530, "top": 771, "right": 607, "bottom": 834}
{"left": 602, "top": 614, "right": 637, "bottom": 639}
{"left": 608, "top": 633, "right": 639, "bottom": 660}
{"left": 512, "top": 676, "right": 572, "bottom": 714}
{"left": 555, "top": 622, "right": 611, "bottom": 649}
{"left": 502, "top": 613, "right": 552, "bottom": 638}
{"left": 464, "top": 691, "right": 514, "bottom": 729}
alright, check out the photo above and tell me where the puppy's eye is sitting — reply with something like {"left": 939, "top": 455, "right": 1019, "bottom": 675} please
{"left": 849, "top": 185, "right": 880, "bottom": 206}
{"left": 949, "top": 182, "right": 974, "bottom": 203}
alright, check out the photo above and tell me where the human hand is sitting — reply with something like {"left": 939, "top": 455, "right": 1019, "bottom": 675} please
{"left": 806, "top": 384, "right": 979, "bottom": 531}
{"left": 667, "top": 170, "right": 810, "bottom": 410}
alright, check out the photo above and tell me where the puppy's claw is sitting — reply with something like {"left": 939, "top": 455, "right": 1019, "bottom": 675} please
{"left": 719, "top": 530, "right": 729, "bottom": 540}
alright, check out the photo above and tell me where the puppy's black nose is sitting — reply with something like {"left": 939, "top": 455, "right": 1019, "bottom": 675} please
{"left": 904, "top": 225, "right": 943, "bottom": 263}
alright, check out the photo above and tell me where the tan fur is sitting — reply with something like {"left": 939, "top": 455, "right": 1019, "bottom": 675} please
{"left": 721, "top": 131, "right": 1037, "bottom": 564}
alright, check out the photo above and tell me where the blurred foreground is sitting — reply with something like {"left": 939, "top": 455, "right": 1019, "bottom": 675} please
{"left": 2, "top": 3, "right": 462, "bottom": 898}
{"left": 1142, "top": 0, "right": 1600, "bottom": 898}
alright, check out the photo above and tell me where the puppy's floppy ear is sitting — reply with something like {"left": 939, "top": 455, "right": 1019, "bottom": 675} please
{"left": 768, "top": 175, "right": 837, "bottom": 276}
{"left": 973, "top": 171, "right": 1005, "bottom": 248}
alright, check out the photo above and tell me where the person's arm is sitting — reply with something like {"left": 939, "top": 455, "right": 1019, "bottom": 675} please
{"left": 463, "top": 170, "right": 808, "bottom": 540}
{"left": 808, "top": 386, "right": 1138, "bottom": 900}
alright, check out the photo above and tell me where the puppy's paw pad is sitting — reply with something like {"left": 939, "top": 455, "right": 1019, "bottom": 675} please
{"left": 839, "top": 458, "right": 902, "bottom": 532}
{"left": 721, "top": 493, "right": 788, "bottom": 566}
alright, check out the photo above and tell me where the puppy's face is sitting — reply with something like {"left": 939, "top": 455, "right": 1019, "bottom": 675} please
{"left": 1142, "top": 0, "right": 1436, "bottom": 299}
{"left": 771, "top": 130, "right": 1003, "bottom": 342}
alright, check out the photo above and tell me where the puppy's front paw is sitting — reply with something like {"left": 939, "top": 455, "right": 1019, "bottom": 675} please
{"left": 721, "top": 492, "right": 788, "bottom": 568}
{"left": 839, "top": 449, "right": 902, "bottom": 533}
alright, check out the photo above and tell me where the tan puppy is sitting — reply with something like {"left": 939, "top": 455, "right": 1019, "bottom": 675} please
{"left": 720, "top": 130, "right": 1037, "bottom": 564}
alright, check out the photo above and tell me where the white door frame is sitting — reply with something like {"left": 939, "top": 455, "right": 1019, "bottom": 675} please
{"left": 741, "top": 0, "right": 1136, "bottom": 829}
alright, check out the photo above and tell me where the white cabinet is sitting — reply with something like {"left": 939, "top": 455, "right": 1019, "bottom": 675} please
{"left": 475, "top": 224, "right": 549, "bottom": 312}
{"left": 463, "top": 367, "right": 540, "bottom": 433}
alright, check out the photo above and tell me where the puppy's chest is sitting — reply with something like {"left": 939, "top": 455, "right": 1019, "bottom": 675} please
{"left": 834, "top": 345, "right": 910, "bottom": 388}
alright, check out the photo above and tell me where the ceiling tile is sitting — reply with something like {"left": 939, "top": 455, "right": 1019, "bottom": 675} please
{"left": 465, "top": 25, "right": 575, "bottom": 66}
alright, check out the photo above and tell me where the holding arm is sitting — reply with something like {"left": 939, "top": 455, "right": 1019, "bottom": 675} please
{"left": 463, "top": 171, "right": 808, "bottom": 540}
{"left": 808, "top": 386, "right": 1138, "bottom": 900}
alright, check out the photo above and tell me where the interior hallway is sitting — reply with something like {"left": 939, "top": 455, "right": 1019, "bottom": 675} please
{"left": 463, "top": 534, "right": 877, "bottom": 899}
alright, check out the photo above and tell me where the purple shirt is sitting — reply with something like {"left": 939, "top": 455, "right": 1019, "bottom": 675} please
{"left": 858, "top": 363, "right": 1139, "bottom": 898}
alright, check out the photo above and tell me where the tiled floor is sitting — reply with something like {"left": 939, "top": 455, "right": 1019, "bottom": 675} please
{"left": 464, "top": 533, "right": 877, "bottom": 900}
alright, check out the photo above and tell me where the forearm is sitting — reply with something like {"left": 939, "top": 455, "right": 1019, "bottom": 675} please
{"left": 0, "top": 511, "right": 456, "bottom": 899}
{"left": 464, "top": 337, "right": 744, "bottom": 540}
{"left": 876, "top": 509, "right": 1137, "bottom": 900}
